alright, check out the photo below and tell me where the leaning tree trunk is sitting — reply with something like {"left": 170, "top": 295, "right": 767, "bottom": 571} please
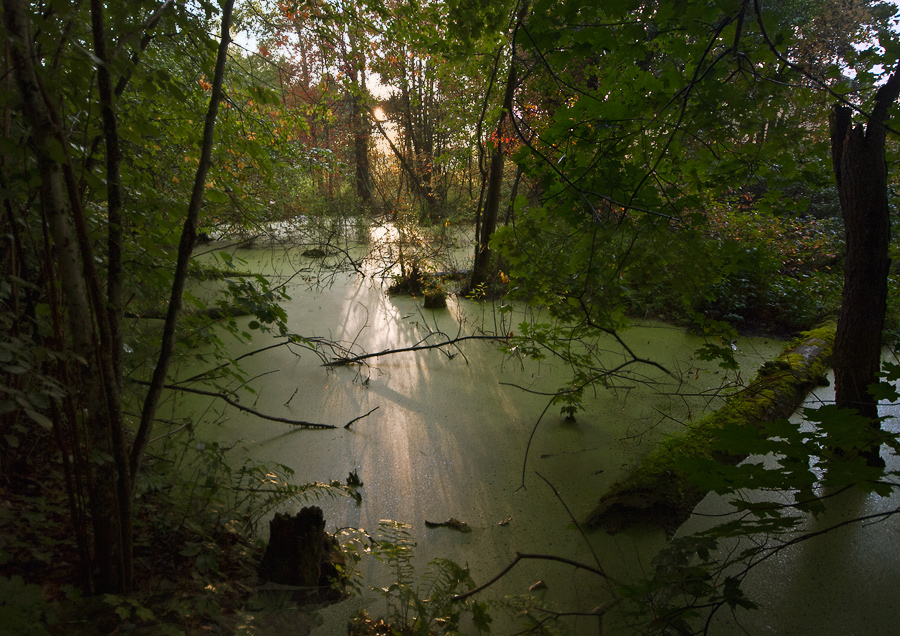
{"left": 830, "top": 63, "right": 900, "bottom": 461}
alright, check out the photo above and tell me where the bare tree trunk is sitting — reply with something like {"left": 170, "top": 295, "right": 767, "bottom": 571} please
{"left": 830, "top": 62, "right": 900, "bottom": 463}
{"left": 347, "top": 24, "right": 371, "bottom": 208}
{"left": 132, "top": 0, "right": 235, "bottom": 479}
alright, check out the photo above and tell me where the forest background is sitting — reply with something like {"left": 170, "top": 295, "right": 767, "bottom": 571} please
{"left": 3, "top": 0, "right": 900, "bottom": 634}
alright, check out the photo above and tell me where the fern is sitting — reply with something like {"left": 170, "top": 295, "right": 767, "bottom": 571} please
{"left": 357, "top": 521, "right": 491, "bottom": 636}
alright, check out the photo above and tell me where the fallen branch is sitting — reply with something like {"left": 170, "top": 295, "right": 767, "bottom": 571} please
{"left": 324, "top": 334, "right": 507, "bottom": 366}
{"left": 126, "top": 305, "right": 250, "bottom": 320}
{"left": 132, "top": 380, "right": 336, "bottom": 428}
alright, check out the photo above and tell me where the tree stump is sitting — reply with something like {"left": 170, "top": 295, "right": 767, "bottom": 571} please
{"left": 258, "top": 506, "right": 345, "bottom": 601}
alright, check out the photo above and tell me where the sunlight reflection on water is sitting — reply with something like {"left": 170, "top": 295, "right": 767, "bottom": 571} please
{"left": 174, "top": 242, "right": 783, "bottom": 634}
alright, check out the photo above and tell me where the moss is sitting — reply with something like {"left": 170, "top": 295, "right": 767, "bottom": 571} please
{"left": 587, "top": 320, "right": 837, "bottom": 533}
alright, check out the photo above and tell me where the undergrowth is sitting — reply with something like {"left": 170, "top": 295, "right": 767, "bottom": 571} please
{"left": 0, "top": 430, "right": 359, "bottom": 635}
{"left": 348, "top": 521, "right": 492, "bottom": 636}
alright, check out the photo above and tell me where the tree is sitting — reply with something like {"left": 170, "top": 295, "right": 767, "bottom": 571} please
{"left": 467, "top": 0, "right": 528, "bottom": 293}
{"left": 1, "top": 0, "right": 235, "bottom": 593}
{"left": 246, "top": 0, "right": 379, "bottom": 212}
{"left": 830, "top": 66, "right": 900, "bottom": 458}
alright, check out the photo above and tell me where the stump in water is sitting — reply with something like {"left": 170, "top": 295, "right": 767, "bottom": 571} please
{"left": 258, "top": 506, "right": 345, "bottom": 601}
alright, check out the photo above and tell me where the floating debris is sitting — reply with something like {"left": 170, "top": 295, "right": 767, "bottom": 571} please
{"left": 424, "top": 518, "right": 471, "bottom": 533}
{"left": 346, "top": 469, "right": 363, "bottom": 487}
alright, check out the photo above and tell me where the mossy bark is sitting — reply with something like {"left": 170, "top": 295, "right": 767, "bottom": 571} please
{"left": 586, "top": 322, "right": 836, "bottom": 534}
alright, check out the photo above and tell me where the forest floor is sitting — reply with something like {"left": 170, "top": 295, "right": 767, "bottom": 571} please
{"left": 0, "top": 441, "right": 322, "bottom": 635}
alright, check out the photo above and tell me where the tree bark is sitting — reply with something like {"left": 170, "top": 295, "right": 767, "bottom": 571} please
{"left": 346, "top": 24, "right": 371, "bottom": 207}
{"left": 3, "top": 0, "right": 131, "bottom": 592}
{"left": 830, "top": 63, "right": 900, "bottom": 462}
{"left": 258, "top": 507, "right": 346, "bottom": 602}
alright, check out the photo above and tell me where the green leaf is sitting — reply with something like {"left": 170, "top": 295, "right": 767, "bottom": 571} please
{"left": 24, "top": 408, "right": 52, "bottom": 430}
{"left": 868, "top": 380, "right": 900, "bottom": 403}
{"left": 205, "top": 188, "right": 229, "bottom": 203}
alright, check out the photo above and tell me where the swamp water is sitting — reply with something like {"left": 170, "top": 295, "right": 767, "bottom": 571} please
{"left": 686, "top": 373, "right": 900, "bottom": 636}
{"left": 157, "top": 240, "right": 893, "bottom": 634}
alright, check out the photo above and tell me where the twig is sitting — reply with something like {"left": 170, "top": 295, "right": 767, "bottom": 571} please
{"left": 518, "top": 398, "right": 555, "bottom": 490}
{"left": 535, "top": 472, "right": 606, "bottom": 575}
{"left": 345, "top": 406, "right": 379, "bottom": 429}
{"left": 452, "top": 552, "right": 608, "bottom": 602}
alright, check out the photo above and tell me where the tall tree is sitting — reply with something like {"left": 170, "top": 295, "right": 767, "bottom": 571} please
{"left": 261, "top": 0, "right": 376, "bottom": 208}
{"left": 482, "top": 0, "right": 900, "bottom": 413}
{"left": 467, "top": 0, "right": 528, "bottom": 292}
{"left": 1, "top": 0, "right": 235, "bottom": 593}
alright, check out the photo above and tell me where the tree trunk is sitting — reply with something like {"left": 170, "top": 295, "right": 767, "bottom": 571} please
{"left": 258, "top": 507, "right": 346, "bottom": 602}
{"left": 468, "top": 1, "right": 528, "bottom": 293}
{"left": 259, "top": 508, "right": 326, "bottom": 588}
{"left": 830, "top": 63, "right": 900, "bottom": 462}
{"left": 352, "top": 94, "right": 372, "bottom": 207}
{"left": 3, "top": 0, "right": 129, "bottom": 592}
{"left": 132, "top": 0, "right": 235, "bottom": 480}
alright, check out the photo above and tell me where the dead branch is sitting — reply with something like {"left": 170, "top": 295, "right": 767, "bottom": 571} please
{"left": 133, "top": 380, "right": 335, "bottom": 428}
{"left": 344, "top": 406, "right": 380, "bottom": 429}
{"left": 324, "top": 334, "right": 507, "bottom": 366}
{"left": 452, "top": 552, "right": 608, "bottom": 603}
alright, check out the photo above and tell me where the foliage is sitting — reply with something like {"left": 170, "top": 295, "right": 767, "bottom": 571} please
{"left": 0, "top": 575, "right": 60, "bottom": 636}
{"left": 349, "top": 520, "right": 492, "bottom": 636}
{"left": 617, "top": 394, "right": 900, "bottom": 634}
{"left": 1, "top": 427, "right": 361, "bottom": 635}
{"left": 3, "top": 0, "right": 900, "bottom": 632}
{"left": 139, "top": 435, "right": 361, "bottom": 539}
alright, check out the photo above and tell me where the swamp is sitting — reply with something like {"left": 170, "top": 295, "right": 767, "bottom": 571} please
{"left": 3, "top": 1, "right": 900, "bottom": 635}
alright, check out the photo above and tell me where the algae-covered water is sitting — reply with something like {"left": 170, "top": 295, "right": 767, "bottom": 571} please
{"left": 153, "top": 241, "right": 786, "bottom": 633}
{"left": 684, "top": 372, "right": 900, "bottom": 636}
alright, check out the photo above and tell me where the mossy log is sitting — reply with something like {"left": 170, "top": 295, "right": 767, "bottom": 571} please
{"left": 586, "top": 322, "right": 836, "bottom": 535}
